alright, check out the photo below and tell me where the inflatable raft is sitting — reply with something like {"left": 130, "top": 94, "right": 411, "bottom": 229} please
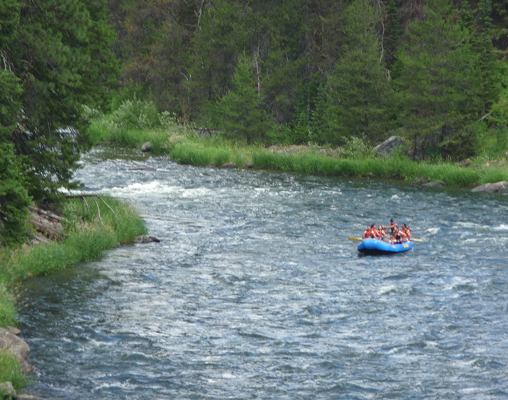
{"left": 357, "top": 238, "right": 414, "bottom": 255}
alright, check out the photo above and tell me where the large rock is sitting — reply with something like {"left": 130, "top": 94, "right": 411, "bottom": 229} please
{"left": 0, "top": 381, "right": 16, "bottom": 399}
{"left": 134, "top": 235, "right": 161, "bottom": 244}
{"left": 0, "top": 328, "right": 31, "bottom": 374}
{"left": 471, "top": 181, "right": 508, "bottom": 193}
{"left": 374, "top": 136, "right": 405, "bottom": 156}
{"left": 141, "top": 141, "right": 152, "bottom": 152}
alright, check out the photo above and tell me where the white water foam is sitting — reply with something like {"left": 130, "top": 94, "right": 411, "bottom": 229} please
{"left": 102, "top": 181, "right": 216, "bottom": 199}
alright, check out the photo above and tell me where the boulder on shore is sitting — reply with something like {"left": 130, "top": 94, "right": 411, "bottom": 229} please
{"left": 374, "top": 136, "right": 405, "bottom": 157}
{"left": 471, "top": 181, "right": 507, "bottom": 193}
{"left": 0, "top": 327, "right": 31, "bottom": 374}
{"left": 141, "top": 142, "right": 152, "bottom": 152}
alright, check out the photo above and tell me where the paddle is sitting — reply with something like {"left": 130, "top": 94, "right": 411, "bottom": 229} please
{"left": 349, "top": 237, "right": 423, "bottom": 242}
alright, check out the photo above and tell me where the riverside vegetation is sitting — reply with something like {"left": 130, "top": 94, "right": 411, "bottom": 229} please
{"left": 0, "top": 198, "right": 147, "bottom": 393}
{"left": 85, "top": 101, "right": 508, "bottom": 189}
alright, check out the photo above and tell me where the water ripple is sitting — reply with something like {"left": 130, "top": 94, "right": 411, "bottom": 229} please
{"left": 18, "top": 149, "right": 508, "bottom": 399}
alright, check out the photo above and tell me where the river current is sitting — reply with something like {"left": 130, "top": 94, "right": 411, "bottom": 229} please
{"left": 19, "top": 149, "right": 508, "bottom": 399}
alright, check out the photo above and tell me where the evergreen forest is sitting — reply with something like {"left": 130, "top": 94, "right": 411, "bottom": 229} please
{"left": 2, "top": 0, "right": 508, "bottom": 243}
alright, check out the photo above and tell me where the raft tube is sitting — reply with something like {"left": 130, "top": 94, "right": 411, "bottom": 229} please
{"left": 357, "top": 238, "right": 414, "bottom": 255}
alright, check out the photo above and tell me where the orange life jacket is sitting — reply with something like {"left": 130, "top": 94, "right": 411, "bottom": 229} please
{"left": 364, "top": 230, "right": 374, "bottom": 238}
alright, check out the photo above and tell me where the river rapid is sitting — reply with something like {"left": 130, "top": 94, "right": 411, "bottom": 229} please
{"left": 19, "top": 149, "right": 508, "bottom": 399}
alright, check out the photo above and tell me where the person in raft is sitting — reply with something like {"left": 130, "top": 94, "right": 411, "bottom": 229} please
{"left": 362, "top": 225, "right": 373, "bottom": 239}
{"left": 363, "top": 224, "right": 385, "bottom": 240}
{"left": 380, "top": 219, "right": 398, "bottom": 235}
{"left": 401, "top": 223, "right": 412, "bottom": 240}
{"left": 389, "top": 226, "right": 408, "bottom": 244}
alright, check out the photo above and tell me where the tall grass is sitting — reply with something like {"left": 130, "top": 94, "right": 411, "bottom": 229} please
{"left": 0, "top": 353, "right": 27, "bottom": 391}
{"left": 166, "top": 137, "right": 508, "bottom": 187}
{"left": 169, "top": 141, "right": 244, "bottom": 167}
{"left": 250, "top": 148, "right": 508, "bottom": 186}
{"left": 0, "top": 198, "right": 147, "bottom": 322}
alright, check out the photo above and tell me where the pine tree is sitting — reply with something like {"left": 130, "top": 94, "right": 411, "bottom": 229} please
{"left": 4, "top": 0, "right": 120, "bottom": 202}
{"left": 316, "top": 0, "right": 388, "bottom": 146}
{"left": 213, "top": 54, "right": 272, "bottom": 144}
{"left": 391, "top": 0, "right": 486, "bottom": 160}
{"left": 0, "top": 69, "right": 31, "bottom": 244}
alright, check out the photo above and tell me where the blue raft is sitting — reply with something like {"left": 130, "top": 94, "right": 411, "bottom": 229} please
{"left": 357, "top": 238, "right": 414, "bottom": 255}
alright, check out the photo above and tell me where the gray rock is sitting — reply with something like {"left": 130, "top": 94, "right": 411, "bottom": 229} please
{"left": 374, "top": 136, "right": 405, "bottom": 157}
{"left": 18, "top": 395, "right": 44, "bottom": 400}
{"left": 0, "top": 381, "right": 16, "bottom": 399}
{"left": 141, "top": 142, "right": 152, "bottom": 152}
{"left": 0, "top": 328, "right": 31, "bottom": 374}
{"left": 458, "top": 158, "right": 472, "bottom": 167}
{"left": 221, "top": 162, "right": 237, "bottom": 169}
{"left": 471, "top": 181, "right": 508, "bottom": 193}
{"left": 134, "top": 235, "right": 161, "bottom": 244}
{"left": 5, "top": 327, "right": 20, "bottom": 336}
{"left": 423, "top": 181, "right": 445, "bottom": 187}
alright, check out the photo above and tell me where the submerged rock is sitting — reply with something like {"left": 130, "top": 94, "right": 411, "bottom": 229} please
{"left": 221, "top": 162, "right": 237, "bottom": 169}
{"left": 134, "top": 235, "right": 161, "bottom": 244}
{"left": 423, "top": 181, "right": 445, "bottom": 187}
{"left": 471, "top": 181, "right": 507, "bottom": 193}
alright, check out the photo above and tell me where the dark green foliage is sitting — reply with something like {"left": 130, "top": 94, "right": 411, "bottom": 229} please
{"left": 391, "top": 0, "right": 490, "bottom": 160}
{"left": 212, "top": 54, "right": 272, "bottom": 144}
{"left": 101, "top": 0, "right": 508, "bottom": 160}
{"left": 4, "top": 0, "right": 120, "bottom": 203}
{"left": 0, "top": 70, "right": 31, "bottom": 244}
{"left": 316, "top": 0, "right": 389, "bottom": 146}
{"left": 0, "top": 0, "right": 20, "bottom": 48}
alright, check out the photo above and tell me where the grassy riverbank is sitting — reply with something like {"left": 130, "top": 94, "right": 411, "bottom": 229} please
{"left": 0, "top": 197, "right": 147, "bottom": 391}
{"left": 89, "top": 125, "right": 508, "bottom": 189}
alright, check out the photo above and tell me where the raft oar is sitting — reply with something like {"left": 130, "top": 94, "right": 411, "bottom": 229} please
{"left": 349, "top": 236, "right": 423, "bottom": 242}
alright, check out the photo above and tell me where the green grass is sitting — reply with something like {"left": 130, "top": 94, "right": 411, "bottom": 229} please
{"left": 0, "top": 353, "right": 27, "bottom": 391}
{"left": 256, "top": 149, "right": 506, "bottom": 186}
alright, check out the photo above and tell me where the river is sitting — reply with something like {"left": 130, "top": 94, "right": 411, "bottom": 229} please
{"left": 18, "top": 149, "right": 508, "bottom": 399}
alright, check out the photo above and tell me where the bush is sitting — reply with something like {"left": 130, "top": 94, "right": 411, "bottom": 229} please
{"left": 340, "top": 137, "right": 375, "bottom": 159}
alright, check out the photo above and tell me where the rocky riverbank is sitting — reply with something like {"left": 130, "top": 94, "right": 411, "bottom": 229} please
{"left": 0, "top": 200, "right": 152, "bottom": 399}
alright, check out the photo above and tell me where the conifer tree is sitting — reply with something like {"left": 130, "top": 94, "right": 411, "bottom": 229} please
{"left": 0, "top": 1, "right": 31, "bottom": 243}
{"left": 213, "top": 54, "right": 272, "bottom": 144}
{"left": 0, "top": 70, "right": 31, "bottom": 244}
{"left": 391, "top": 0, "right": 487, "bottom": 160}
{"left": 4, "top": 0, "right": 120, "bottom": 202}
{"left": 316, "top": 0, "right": 388, "bottom": 146}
